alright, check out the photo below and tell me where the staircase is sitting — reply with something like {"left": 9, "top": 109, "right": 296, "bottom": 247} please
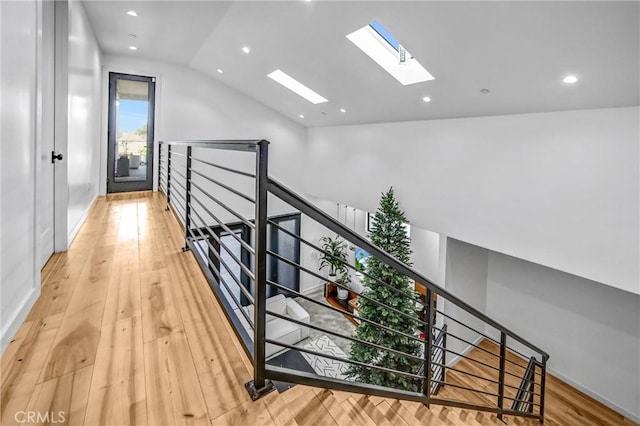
{"left": 158, "top": 139, "right": 549, "bottom": 423}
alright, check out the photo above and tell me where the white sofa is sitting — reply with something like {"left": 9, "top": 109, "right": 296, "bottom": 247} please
{"left": 235, "top": 294, "right": 310, "bottom": 358}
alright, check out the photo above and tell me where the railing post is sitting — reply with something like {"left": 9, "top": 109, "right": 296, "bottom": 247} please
{"left": 442, "top": 324, "right": 447, "bottom": 388}
{"left": 158, "top": 142, "right": 162, "bottom": 193}
{"left": 539, "top": 356, "right": 548, "bottom": 423}
{"left": 245, "top": 140, "right": 274, "bottom": 400}
{"left": 423, "top": 288, "right": 434, "bottom": 405}
{"left": 166, "top": 144, "right": 172, "bottom": 211}
{"left": 497, "top": 332, "right": 507, "bottom": 420}
{"left": 528, "top": 363, "right": 535, "bottom": 413}
{"left": 182, "top": 146, "right": 192, "bottom": 252}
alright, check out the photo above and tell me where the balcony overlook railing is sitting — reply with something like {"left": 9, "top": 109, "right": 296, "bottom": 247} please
{"left": 158, "top": 139, "right": 549, "bottom": 423}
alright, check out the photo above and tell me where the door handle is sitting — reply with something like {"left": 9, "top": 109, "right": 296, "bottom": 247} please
{"left": 51, "top": 151, "right": 63, "bottom": 163}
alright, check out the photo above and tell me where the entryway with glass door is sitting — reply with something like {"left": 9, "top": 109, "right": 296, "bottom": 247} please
{"left": 107, "top": 72, "right": 155, "bottom": 193}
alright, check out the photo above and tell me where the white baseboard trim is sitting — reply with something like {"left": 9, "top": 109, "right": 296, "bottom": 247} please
{"left": 1, "top": 287, "right": 40, "bottom": 353}
{"left": 446, "top": 335, "right": 484, "bottom": 368}
{"left": 548, "top": 367, "right": 640, "bottom": 424}
{"left": 67, "top": 195, "right": 97, "bottom": 247}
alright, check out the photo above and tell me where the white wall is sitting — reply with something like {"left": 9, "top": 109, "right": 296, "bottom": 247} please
{"left": 443, "top": 239, "right": 489, "bottom": 364}
{"left": 65, "top": 0, "right": 102, "bottom": 242}
{"left": 411, "top": 225, "right": 441, "bottom": 284}
{"left": 486, "top": 251, "right": 640, "bottom": 422}
{"left": 307, "top": 107, "right": 640, "bottom": 295}
{"left": 0, "top": 0, "right": 41, "bottom": 351}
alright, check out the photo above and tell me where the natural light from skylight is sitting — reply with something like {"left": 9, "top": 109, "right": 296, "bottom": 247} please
{"left": 267, "top": 69, "right": 328, "bottom": 104}
{"left": 347, "top": 20, "right": 434, "bottom": 86}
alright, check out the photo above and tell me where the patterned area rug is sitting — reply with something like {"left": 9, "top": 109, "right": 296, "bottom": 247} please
{"left": 301, "top": 335, "right": 351, "bottom": 381}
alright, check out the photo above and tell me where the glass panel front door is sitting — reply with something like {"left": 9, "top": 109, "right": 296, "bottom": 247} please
{"left": 107, "top": 73, "right": 155, "bottom": 193}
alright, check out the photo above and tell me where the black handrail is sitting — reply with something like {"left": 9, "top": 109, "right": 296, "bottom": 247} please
{"left": 157, "top": 139, "right": 548, "bottom": 423}
{"left": 268, "top": 177, "right": 549, "bottom": 358}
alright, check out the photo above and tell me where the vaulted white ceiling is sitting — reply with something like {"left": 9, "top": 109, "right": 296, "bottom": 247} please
{"left": 84, "top": 1, "right": 639, "bottom": 127}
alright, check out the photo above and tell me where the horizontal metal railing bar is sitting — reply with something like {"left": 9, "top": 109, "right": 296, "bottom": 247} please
{"left": 187, "top": 232, "right": 253, "bottom": 322}
{"left": 185, "top": 238, "right": 254, "bottom": 360}
{"left": 267, "top": 219, "right": 426, "bottom": 308}
{"left": 266, "top": 280, "right": 424, "bottom": 345}
{"left": 169, "top": 175, "right": 188, "bottom": 194}
{"left": 191, "top": 156, "right": 256, "bottom": 179}
{"left": 503, "top": 394, "right": 541, "bottom": 407}
{"left": 170, "top": 167, "right": 188, "bottom": 181}
{"left": 189, "top": 229, "right": 253, "bottom": 322}
{"left": 432, "top": 361, "right": 532, "bottom": 394}
{"left": 170, "top": 194, "right": 187, "bottom": 217}
{"left": 268, "top": 177, "right": 548, "bottom": 359}
{"left": 265, "top": 365, "right": 427, "bottom": 403}
{"left": 437, "top": 309, "right": 537, "bottom": 364}
{"left": 190, "top": 206, "right": 257, "bottom": 285}
{"left": 167, "top": 159, "right": 186, "bottom": 167}
{"left": 168, "top": 183, "right": 188, "bottom": 202}
{"left": 434, "top": 326, "right": 530, "bottom": 371}
{"left": 191, "top": 181, "right": 256, "bottom": 230}
{"left": 265, "top": 250, "right": 428, "bottom": 328}
{"left": 190, "top": 210, "right": 256, "bottom": 285}
{"left": 264, "top": 306, "right": 425, "bottom": 364}
{"left": 436, "top": 309, "right": 503, "bottom": 348}
{"left": 430, "top": 379, "right": 503, "bottom": 400}
{"left": 501, "top": 341, "right": 536, "bottom": 365}
{"left": 191, "top": 169, "right": 255, "bottom": 204}
{"left": 435, "top": 344, "right": 527, "bottom": 381}
{"left": 167, "top": 150, "right": 186, "bottom": 157}
{"left": 160, "top": 139, "right": 267, "bottom": 153}
{"left": 265, "top": 339, "right": 425, "bottom": 381}
{"left": 190, "top": 194, "right": 256, "bottom": 254}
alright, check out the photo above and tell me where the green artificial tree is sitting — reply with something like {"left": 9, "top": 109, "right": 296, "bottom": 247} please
{"left": 347, "top": 188, "right": 422, "bottom": 391}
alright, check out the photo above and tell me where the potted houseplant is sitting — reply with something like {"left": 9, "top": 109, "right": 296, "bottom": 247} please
{"left": 319, "top": 235, "right": 351, "bottom": 301}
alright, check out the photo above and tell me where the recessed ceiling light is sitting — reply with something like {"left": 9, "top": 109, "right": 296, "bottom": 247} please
{"left": 126, "top": 10, "right": 138, "bottom": 17}
{"left": 340, "top": 108, "right": 346, "bottom": 113}
{"left": 563, "top": 75, "right": 578, "bottom": 84}
{"left": 128, "top": 34, "right": 136, "bottom": 38}
{"left": 347, "top": 20, "right": 434, "bottom": 86}
{"left": 217, "top": 69, "right": 224, "bottom": 74}
{"left": 299, "top": 114, "right": 305, "bottom": 119}
{"left": 242, "top": 46, "right": 251, "bottom": 54}
{"left": 267, "top": 69, "right": 328, "bottom": 104}
{"left": 422, "top": 96, "right": 431, "bottom": 103}
{"left": 128, "top": 46, "right": 138, "bottom": 51}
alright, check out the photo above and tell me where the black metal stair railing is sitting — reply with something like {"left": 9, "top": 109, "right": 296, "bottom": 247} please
{"left": 157, "top": 139, "right": 550, "bottom": 423}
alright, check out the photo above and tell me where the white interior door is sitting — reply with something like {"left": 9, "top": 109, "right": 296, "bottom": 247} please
{"left": 37, "top": 0, "right": 55, "bottom": 269}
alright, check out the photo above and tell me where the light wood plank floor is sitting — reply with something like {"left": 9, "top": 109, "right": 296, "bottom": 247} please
{"left": 1, "top": 193, "right": 636, "bottom": 425}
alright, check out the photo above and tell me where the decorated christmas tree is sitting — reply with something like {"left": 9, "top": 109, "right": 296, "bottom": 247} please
{"left": 347, "top": 188, "right": 422, "bottom": 391}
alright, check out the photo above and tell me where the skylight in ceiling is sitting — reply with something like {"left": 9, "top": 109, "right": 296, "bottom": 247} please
{"left": 347, "top": 21, "right": 434, "bottom": 86}
{"left": 267, "top": 69, "right": 328, "bottom": 104}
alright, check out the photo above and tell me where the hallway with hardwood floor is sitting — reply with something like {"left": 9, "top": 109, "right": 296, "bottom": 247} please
{"left": 1, "top": 193, "right": 636, "bottom": 425}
